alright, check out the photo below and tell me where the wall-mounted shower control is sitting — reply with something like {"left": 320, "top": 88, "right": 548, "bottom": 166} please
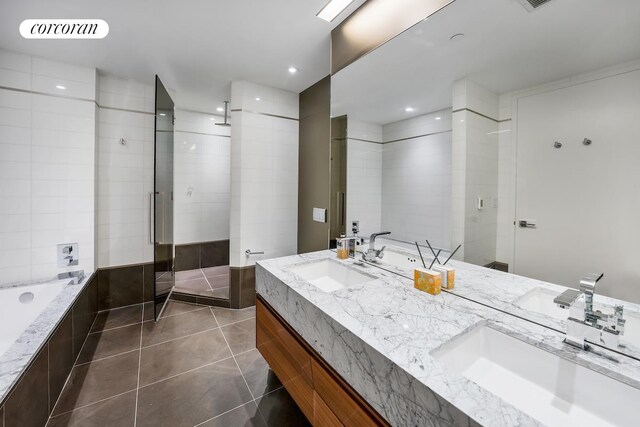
{"left": 57, "top": 243, "right": 79, "bottom": 267}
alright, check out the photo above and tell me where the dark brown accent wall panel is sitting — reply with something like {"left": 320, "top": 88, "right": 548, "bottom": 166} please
{"left": 331, "top": 0, "right": 453, "bottom": 74}
{"left": 298, "top": 76, "right": 331, "bottom": 254}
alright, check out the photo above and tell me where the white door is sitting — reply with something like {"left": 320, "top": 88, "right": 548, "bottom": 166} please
{"left": 514, "top": 70, "right": 640, "bottom": 301}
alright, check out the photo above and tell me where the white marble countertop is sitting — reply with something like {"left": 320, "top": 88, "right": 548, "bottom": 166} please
{"left": 0, "top": 278, "right": 89, "bottom": 406}
{"left": 372, "top": 238, "right": 640, "bottom": 356}
{"left": 256, "top": 250, "right": 640, "bottom": 427}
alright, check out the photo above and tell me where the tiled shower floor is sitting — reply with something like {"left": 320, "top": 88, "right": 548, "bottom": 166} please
{"left": 174, "top": 266, "right": 230, "bottom": 300}
{"left": 46, "top": 301, "right": 309, "bottom": 426}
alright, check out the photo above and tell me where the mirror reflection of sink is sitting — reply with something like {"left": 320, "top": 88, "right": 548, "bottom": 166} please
{"left": 432, "top": 324, "right": 640, "bottom": 427}
{"left": 286, "top": 259, "right": 376, "bottom": 292}
{"left": 378, "top": 249, "right": 422, "bottom": 270}
{"left": 517, "top": 288, "right": 640, "bottom": 348}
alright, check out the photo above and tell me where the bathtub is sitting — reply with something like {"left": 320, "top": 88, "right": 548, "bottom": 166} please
{"left": 0, "top": 280, "right": 70, "bottom": 357}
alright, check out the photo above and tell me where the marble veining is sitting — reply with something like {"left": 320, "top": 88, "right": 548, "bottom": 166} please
{"left": 257, "top": 251, "right": 640, "bottom": 427}
{"left": 0, "top": 278, "right": 89, "bottom": 405}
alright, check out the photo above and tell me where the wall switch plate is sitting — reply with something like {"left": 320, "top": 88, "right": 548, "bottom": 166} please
{"left": 57, "top": 243, "right": 79, "bottom": 267}
{"left": 313, "top": 207, "right": 327, "bottom": 223}
{"left": 352, "top": 220, "right": 360, "bottom": 234}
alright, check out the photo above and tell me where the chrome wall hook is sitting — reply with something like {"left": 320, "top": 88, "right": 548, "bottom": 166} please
{"left": 119, "top": 138, "right": 127, "bottom": 145}
{"left": 554, "top": 141, "right": 562, "bottom": 148}
{"left": 583, "top": 138, "right": 592, "bottom": 146}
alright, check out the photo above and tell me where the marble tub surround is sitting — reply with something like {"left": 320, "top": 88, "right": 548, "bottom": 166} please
{"left": 256, "top": 251, "right": 640, "bottom": 427}
{"left": 0, "top": 272, "right": 98, "bottom": 417}
{"left": 370, "top": 238, "right": 640, "bottom": 356}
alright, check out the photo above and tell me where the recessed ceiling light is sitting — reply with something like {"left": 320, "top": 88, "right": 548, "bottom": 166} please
{"left": 209, "top": 117, "right": 215, "bottom": 121}
{"left": 435, "top": 117, "right": 442, "bottom": 120}
{"left": 255, "top": 97, "right": 261, "bottom": 101}
{"left": 159, "top": 113, "right": 166, "bottom": 116}
{"left": 288, "top": 66, "right": 299, "bottom": 74}
{"left": 317, "top": 0, "right": 355, "bottom": 22}
{"left": 55, "top": 85, "right": 66, "bottom": 90}
{"left": 216, "top": 107, "right": 224, "bottom": 112}
{"left": 450, "top": 33, "right": 465, "bottom": 41}
{"left": 405, "top": 107, "right": 415, "bottom": 113}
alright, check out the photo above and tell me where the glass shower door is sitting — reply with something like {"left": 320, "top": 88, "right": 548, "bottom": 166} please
{"left": 154, "top": 76, "right": 175, "bottom": 319}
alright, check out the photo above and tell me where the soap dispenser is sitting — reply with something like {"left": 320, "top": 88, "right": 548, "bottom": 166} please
{"left": 337, "top": 234, "right": 349, "bottom": 259}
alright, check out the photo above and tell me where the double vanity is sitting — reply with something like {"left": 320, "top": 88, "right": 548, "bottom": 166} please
{"left": 255, "top": 242, "right": 640, "bottom": 427}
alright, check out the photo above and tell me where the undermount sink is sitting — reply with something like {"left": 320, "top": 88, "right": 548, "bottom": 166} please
{"left": 517, "top": 287, "right": 640, "bottom": 348}
{"left": 287, "top": 259, "right": 375, "bottom": 292}
{"left": 432, "top": 324, "right": 640, "bottom": 427}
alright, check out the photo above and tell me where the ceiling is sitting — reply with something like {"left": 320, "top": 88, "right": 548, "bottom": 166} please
{"left": 332, "top": 0, "right": 640, "bottom": 125}
{"left": 0, "top": 0, "right": 366, "bottom": 112}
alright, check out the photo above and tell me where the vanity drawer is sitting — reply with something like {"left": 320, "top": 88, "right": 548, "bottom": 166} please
{"left": 256, "top": 299, "right": 314, "bottom": 420}
{"left": 314, "top": 391, "right": 343, "bottom": 427}
{"left": 312, "top": 359, "right": 381, "bottom": 427}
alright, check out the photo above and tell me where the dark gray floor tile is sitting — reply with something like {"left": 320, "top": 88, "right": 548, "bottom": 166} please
{"left": 174, "top": 287, "right": 216, "bottom": 298}
{"left": 220, "top": 318, "right": 256, "bottom": 355}
{"left": 141, "top": 307, "right": 218, "bottom": 347}
{"left": 143, "top": 302, "right": 155, "bottom": 321}
{"left": 175, "top": 269, "right": 204, "bottom": 281}
{"left": 159, "top": 300, "right": 205, "bottom": 318}
{"left": 91, "top": 305, "right": 143, "bottom": 332}
{"left": 235, "top": 349, "right": 282, "bottom": 399}
{"left": 200, "top": 401, "right": 266, "bottom": 427}
{"left": 136, "top": 358, "right": 253, "bottom": 427}
{"left": 53, "top": 350, "right": 139, "bottom": 415}
{"left": 174, "top": 277, "right": 211, "bottom": 292}
{"left": 256, "top": 388, "right": 311, "bottom": 427}
{"left": 211, "top": 306, "right": 255, "bottom": 326}
{"left": 210, "top": 287, "right": 230, "bottom": 299}
{"left": 77, "top": 324, "right": 141, "bottom": 363}
{"left": 47, "top": 390, "right": 136, "bottom": 427}
{"left": 139, "top": 328, "right": 232, "bottom": 386}
{"left": 207, "top": 274, "right": 230, "bottom": 289}
{"left": 202, "top": 266, "right": 230, "bottom": 277}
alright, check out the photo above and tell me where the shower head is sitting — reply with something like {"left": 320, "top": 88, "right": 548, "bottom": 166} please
{"left": 215, "top": 101, "right": 230, "bottom": 126}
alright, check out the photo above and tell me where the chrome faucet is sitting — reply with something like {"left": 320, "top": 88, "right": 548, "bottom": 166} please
{"left": 362, "top": 231, "right": 391, "bottom": 263}
{"left": 553, "top": 273, "right": 626, "bottom": 350}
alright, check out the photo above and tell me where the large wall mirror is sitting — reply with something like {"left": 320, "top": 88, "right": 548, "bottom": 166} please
{"left": 332, "top": 0, "right": 640, "bottom": 358}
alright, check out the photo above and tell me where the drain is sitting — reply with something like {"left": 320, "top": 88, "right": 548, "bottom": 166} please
{"left": 19, "top": 292, "right": 35, "bottom": 304}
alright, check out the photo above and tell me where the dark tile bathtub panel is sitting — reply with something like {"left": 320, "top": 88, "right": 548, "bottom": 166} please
{"left": 48, "top": 311, "right": 74, "bottom": 412}
{"left": 4, "top": 347, "right": 49, "bottom": 427}
{"left": 1, "top": 273, "right": 97, "bottom": 425}
{"left": 98, "top": 265, "right": 144, "bottom": 310}
{"left": 73, "top": 273, "right": 98, "bottom": 360}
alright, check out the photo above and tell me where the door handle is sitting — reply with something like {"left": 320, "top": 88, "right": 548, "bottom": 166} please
{"left": 519, "top": 220, "right": 536, "bottom": 228}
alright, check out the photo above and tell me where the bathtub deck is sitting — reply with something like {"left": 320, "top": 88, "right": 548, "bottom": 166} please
{"left": 46, "top": 301, "right": 307, "bottom": 427}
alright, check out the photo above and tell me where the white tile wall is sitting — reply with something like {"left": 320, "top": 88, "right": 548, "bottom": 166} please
{"left": 229, "top": 81, "right": 299, "bottom": 267}
{"left": 174, "top": 109, "right": 231, "bottom": 244}
{"left": 0, "top": 49, "right": 96, "bottom": 285}
{"left": 96, "top": 74, "right": 155, "bottom": 268}
{"left": 346, "top": 139, "right": 382, "bottom": 238}
{"left": 451, "top": 78, "right": 499, "bottom": 265}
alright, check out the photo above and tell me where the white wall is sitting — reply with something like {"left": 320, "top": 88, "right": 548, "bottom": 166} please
{"left": 0, "top": 49, "right": 96, "bottom": 285}
{"left": 229, "top": 81, "right": 299, "bottom": 267}
{"left": 346, "top": 119, "right": 382, "bottom": 238}
{"left": 381, "top": 110, "right": 452, "bottom": 248}
{"left": 174, "top": 110, "right": 230, "bottom": 244}
{"left": 497, "top": 61, "right": 640, "bottom": 290}
{"left": 96, "top": 74, "right": 155, "bottom": 268}
{"left": 451, "top": 79, "right": 499, "bottom": 265}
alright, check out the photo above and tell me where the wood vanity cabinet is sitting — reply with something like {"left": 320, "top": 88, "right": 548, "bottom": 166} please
{"left": 256, "top": 296, "right": 389, "bottom": 427}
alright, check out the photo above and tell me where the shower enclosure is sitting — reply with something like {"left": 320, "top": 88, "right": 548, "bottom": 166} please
{"left": 153, "top": 76, "right": 175, "bottom": 319}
